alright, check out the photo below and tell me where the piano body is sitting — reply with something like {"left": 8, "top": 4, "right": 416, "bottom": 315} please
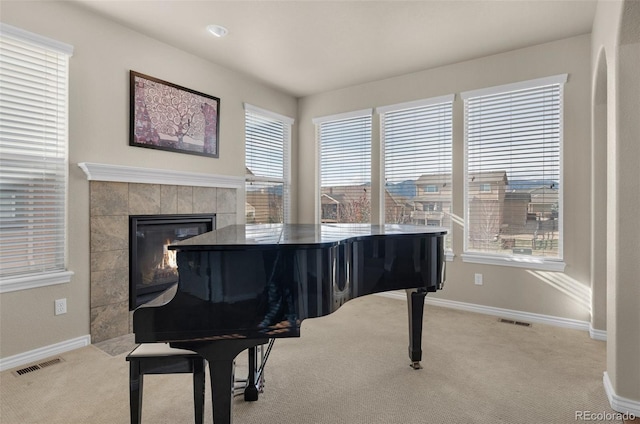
{"left": 133, "top": 223, "right": 446, "bottom": 424}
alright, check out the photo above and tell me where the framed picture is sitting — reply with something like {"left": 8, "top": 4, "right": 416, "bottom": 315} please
{"left": 130, "top": 71, "right": 220, "bottom": 158}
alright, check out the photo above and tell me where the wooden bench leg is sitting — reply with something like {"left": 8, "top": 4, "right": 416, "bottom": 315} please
{"left": 129, "top": 359, "right": 143, "bottom": 424}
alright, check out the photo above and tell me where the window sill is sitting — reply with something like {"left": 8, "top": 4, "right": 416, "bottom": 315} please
{"left": 461, "top": 253, "right": 565, "bottom": 272}
{"left": 445, "top": 251, "right": 455, "bottom": 262}
{"left": 0, "top": 270, "right": 74, "bottom": 293}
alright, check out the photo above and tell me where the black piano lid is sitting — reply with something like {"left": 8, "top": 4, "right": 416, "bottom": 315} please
{"left": 168, "top": 223, "right": 448, "bottom": 251}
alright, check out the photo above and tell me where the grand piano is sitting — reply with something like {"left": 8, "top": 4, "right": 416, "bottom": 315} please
{"left": 133, "top": 223, "right": 446, "bottom": 424}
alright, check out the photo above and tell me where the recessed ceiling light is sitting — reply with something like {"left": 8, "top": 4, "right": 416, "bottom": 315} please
{"left": 207, "top": 24, "right": 228, "bottom": 38}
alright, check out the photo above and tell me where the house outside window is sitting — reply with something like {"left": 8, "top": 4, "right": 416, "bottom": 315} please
{"left": 0, "top": 24, "right": 74, "bottom": 292}
{"left": 244, "top": 104, "right": 294, "bottom": 224}
{"left": 314, "top": 109, "right": 372, "bottom": 224}
{"left": 461, "top": 75, "right": 567, "bottom": 271}
{"left": 424, "top": 202, "right": 442, "bottom": 212}
{"left": 378, "top": 95, "right": 454, "bottom": 249}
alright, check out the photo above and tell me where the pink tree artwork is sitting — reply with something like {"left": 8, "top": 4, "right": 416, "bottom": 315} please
{"left": 131, "top": 72, "right": 219, "bottom": 157}
{"left": 201, "top": 102, "right": 217, "bottom": 155}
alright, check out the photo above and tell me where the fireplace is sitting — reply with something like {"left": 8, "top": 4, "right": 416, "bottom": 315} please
{"left": 129, "top": 213, "right": 216, "bottom": 309}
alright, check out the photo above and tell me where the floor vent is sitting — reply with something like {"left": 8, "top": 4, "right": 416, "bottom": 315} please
{"left": 13, "top": 357, "right": 64, "bottom": 377}
{"left": 14, "top": 365, "right": 40, "bottom": 376}
{"left": 499, "top": 318, "right": 531, "bottom": 327}
{"left": 38, "top": 358, "right": 63, "bottom": 368}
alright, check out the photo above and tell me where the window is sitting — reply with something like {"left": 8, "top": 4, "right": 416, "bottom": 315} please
{"left": 314, "top": 109, "right": 372, "bottom": 224}
{"left": 0, "top": 24, "right": 74, "bottom": 292}
{"left": 244, "top": 104, "right": 294, "bottom": 224}
{"left": 461, "top": 75, "right": 567, "bottom": 271}
{"left": 378, "top": 95, "right": 453, "bottom": 248}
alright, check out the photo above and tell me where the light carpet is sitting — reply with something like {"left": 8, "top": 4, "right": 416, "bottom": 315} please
{"left": 0, "top": 294, "right": 619, "bottom": 424}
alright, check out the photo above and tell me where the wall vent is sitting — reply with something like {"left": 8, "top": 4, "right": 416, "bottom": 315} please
{"left": 499, "top": 318, "right": 531, "bottom": 327}
{"left": 13, "top": 357, "right": 64, "bottom": 377}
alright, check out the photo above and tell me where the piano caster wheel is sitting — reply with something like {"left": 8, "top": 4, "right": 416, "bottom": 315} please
{"left": 410, "top": 361, "right": 423, "bottom": 370}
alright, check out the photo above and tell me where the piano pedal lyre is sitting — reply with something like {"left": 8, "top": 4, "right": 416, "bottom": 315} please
{"left": 410, "top": 361, "right": 423, "bottom": 370}
{"left": 233, "top": 339, "right": 275, "bottom": 401}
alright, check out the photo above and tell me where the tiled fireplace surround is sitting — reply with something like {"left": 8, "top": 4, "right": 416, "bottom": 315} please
{"left": 85, "top": 165, "right": 239, "bottom": 343}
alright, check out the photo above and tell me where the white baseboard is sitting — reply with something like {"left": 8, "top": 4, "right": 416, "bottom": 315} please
{"left": 603, "top": 372, "right": 640, "bottom": 416}
{"left": 0, "top": 335, "right": 91, "bottom": 372}
{"left": 589, "top": 325, "right": 607, "bottom": 341}
{"left": 376, "top": 291, "right": 592, "bottom": 332}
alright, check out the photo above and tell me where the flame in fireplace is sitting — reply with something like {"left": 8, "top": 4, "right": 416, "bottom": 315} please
{"left": 141, "top": 239, "right": 179, "bottom": 286}
{"left": 160, "top": 239, "right": 178, "bottom": 270}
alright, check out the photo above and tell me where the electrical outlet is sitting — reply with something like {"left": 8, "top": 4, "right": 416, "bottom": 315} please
{"left": 474, "top": 273, "right": 483, "bottom": 285}
{"left": 55, "top": 298, "right": 67, "bottom": 315}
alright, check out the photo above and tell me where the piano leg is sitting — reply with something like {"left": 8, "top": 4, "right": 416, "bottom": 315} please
{"left": 244, "top": 346, "right": 259, "bottom": 401}
{"left": 173, "top": 338, "right": 269, "bottom": 424}
{"left": 406, "top": 288, "right": 427, "bottom": 370}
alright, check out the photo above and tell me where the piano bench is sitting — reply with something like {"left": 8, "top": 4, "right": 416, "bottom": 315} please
{"left": 126, "top": 343, "right": 206, "bottom": 424}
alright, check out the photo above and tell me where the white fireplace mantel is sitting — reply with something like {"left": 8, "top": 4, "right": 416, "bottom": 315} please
{"left": 78, "top": 162, "right": 244, "bottom": 188}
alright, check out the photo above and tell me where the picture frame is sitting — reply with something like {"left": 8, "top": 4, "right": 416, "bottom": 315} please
{"left": 130, "top": 71, "right": 220, "bottom": 158}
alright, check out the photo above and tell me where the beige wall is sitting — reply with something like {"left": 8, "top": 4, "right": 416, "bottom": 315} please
{"left": 0, "top": 0, "right": 297, "bottom": 358}
{"left": 591, "top": 0, "right": 640, "bottom": 406}
{"left": 298, "top": 35, "right": 593, "bottom": 322}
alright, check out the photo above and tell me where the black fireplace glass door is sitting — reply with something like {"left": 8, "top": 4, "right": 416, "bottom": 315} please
{"left": 130, "top": 214, "right": 215, "bottom": 309}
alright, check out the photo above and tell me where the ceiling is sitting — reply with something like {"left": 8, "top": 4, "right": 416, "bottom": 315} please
{"left": 70, "top": 0, "right": 597, "bottom": 98}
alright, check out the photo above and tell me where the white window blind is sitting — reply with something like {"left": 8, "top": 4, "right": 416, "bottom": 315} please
{"left": 0, "top": 24, "right": 74, "bottom": 286}
{"left": 244, "top": 104, "right": 293, "bottom": 224}
{"left": 462, "top": 75, "right": 566, "bottom": 266}
{"left": 314, "top": 110, "right": 372, "bottom": 224}
{"left": 379, "top": 95, "right": 453, "bottom": 249}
